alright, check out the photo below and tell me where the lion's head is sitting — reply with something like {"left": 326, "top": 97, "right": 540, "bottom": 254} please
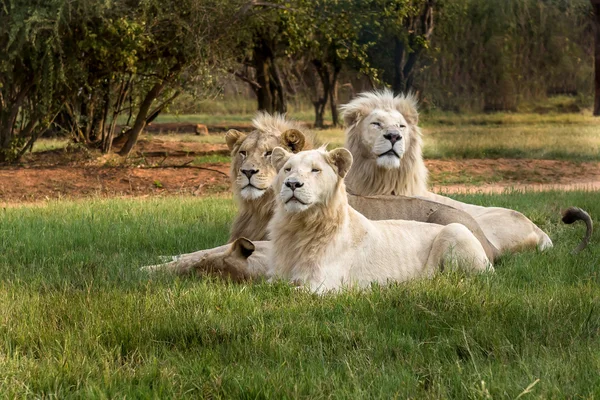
{"left": 226, "top": 112, "right": 314, "bottom": 242}
{"left": 271, "top": 147, "right": 353, "bottom": 214}
{"left": 340, "top": 89, "right": 428, "bottom": 196}
{"left": 226, "top": 114, "right": 307, "bottom": 201}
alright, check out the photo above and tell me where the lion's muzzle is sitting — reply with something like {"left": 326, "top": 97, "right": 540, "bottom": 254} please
{"left": 383, "top": 130, "right": 402, "bottom": 145}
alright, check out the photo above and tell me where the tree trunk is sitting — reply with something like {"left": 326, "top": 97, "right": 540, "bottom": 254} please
{"left": 251, "top": 37, "right": 287, "bottom": 114}
{"left": 269, "top": 61, "right": 287, "bottom": 114}
{"left": 594, "top": 3, "right": 600, "bottom": 116}
{"left": 312, "top": 60, "right": 331, "bottom": 128}
{"left": 393, "top": 0, "right": 435, "bottom": 94}
{"left": 117, "top": 81, "right": 166, "bottom": 156}
{"left": 392, "top": 37, "right": 406, "bottom": 94}
{"left": 253, "top": 39, "right": 274, "bottom": 113}
{"left": 329, "top": 62, "right": 341, "bottom": 127}
{"left": 103, "top": 78, "right": 130, "bottom": 153}
{"left": 0, "top": 84, "right": 31, "bottom": 151}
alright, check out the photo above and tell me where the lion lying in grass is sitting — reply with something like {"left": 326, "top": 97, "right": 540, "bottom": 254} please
{"left": 145, "top": 148, "right": 493, "bottom": 291}
{"left": 266, "top": 147, "right": 491, "bottom": 292}
{"left": 143, "top": 112, "right": 502, "bottom": 278}
{"left": 340, "top": 89, "right": 592, "bottom": 254}
{"left": 143, "top": 110, "right": 591, "bottom": 279}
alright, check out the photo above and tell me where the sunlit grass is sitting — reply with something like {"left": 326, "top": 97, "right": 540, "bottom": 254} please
{"left": 423, "top": 122, "right": 600, "bottom": 160}
{"left": 30, "top": 112, "right": 600, "bottom": 162}
{"left": 31, "top": 138, "right": 70, "bottom": 153}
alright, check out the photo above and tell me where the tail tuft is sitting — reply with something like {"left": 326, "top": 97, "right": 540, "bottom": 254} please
{"left": 561, "top": 207, "right": 593, "bottom": 254}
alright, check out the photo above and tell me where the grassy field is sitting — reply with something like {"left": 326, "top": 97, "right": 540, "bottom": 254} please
{"left": 1, "top": 191, "right": 599, "bottom": 398}
{"left": 10, "top": 108, "right": 600, "bottom": 396}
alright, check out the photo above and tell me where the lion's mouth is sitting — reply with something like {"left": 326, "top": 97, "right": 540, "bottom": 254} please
{"left": 242, "top": 184, "right": 266, "bottom": 191}
{"left": 285, "top": 195, "right": 308, "bottom": 205}
{"left": 378, "top": 149, "right": 401, "bottom": 158}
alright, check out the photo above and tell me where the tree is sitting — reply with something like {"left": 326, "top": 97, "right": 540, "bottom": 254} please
{"left": 69, "top": 0, "right": 246, "bottom": 156}
{"left": 0, "top": 0, "right": 71, "bottom": 162}
{"left": 1, "top": 0, "right": 251, "bottom": 162}
{"left": 231, "top": 3, "right": 292, "bottom": 114}
{"left": 361, "top": 0, "right": 436, "bottom": 95}
{"left": 391, "top": 0, "right": 435, "bottom": 94}
{"left": 283, "top": 0, "right": 382, "bottom": 127}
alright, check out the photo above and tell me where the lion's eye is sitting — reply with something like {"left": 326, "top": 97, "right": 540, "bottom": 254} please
{"left": 284, "top": 167, "right": 291, "bottom": 173}
{"left": 239, "top": 150, "right": 247, "bottom": 158}
{"left": 311, "top": 168, "right": 320, "bottom": 173}
{"left": 264, "top": 151, "right": 272, "bottom": 157}
{"left": 399, "top": 124, "right": 407, "bottom": 129}
{"left": 371, "top": 122, "right": 382, "bottom": 127}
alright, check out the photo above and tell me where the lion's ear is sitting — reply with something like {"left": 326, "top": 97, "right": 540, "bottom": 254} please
{"left": 396, "top": 92, "right": 419, "bottom": 126}
{"left": 271, "top": 147, "right": 292, "bottom": 172}
{"left": 341, "top": 106, "right": 363, "bottom": 128}
{"left": 225, "top": 129, "right": 246, "bottom": 151}
{"left": 230, "top": 237, "right": 255, "bottom": 259}
{"left": 327, "top": 148, "right": 353, "bottom": 178}
{"left": 280, "top": 129, "right": 306, "bottom": 153}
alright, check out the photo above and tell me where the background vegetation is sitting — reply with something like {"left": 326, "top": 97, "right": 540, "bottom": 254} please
{"left": 1, "top": 0, "right": 597, "bottom": 162}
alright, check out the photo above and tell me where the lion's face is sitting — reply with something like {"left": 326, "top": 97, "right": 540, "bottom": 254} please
{"left": 271, "top": 148, "right": 353, "bottom": 214}
{"left": 227, "top": 129, "right": 307, "bottom": 201}
{"left": 354, "top": 108, "right": 410, "bottom": 170}
{"left": 232, "top": 132, "right": 280, "bottom": 200}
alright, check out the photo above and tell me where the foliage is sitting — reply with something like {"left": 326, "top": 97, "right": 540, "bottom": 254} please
{"left": 0, "top": 0, "right": 247, "bottom": 162}
{"left": 1, "top": 0, "right": 596, "bottom": 161}
{"left": 0, "top": 0, "right": 72, "bottom": 162}
{"left": 418, "top": 0, "right": 594, "bottom": 111}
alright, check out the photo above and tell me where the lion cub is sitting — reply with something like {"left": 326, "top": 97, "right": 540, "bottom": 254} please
{"left": 268, "top": 147, "right": 493, "bottom": 292}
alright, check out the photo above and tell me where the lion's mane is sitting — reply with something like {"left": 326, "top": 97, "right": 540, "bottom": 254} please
{"left": 340, "top": 89, "right": 429, "bottom": 196}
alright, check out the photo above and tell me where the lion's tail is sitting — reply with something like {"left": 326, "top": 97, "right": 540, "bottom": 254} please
{"left": 561, "top": 207, "right": 593, "bottom": 254}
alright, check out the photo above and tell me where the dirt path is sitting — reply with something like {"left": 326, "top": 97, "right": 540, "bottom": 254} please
{"left": 427, "top": 159, "right": 600, "bottom": 194}
{"left": 1, "top": 155, "right": 599, "bottom": 204}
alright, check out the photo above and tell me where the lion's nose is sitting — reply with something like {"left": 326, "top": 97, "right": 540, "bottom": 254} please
{"left": 241, "top": 169, "right": 259, "bottom": 179}
{"left": 383, "top": 131, "right": 402, "bottom": 145}
{"left": 285, "top": 180, "right": 304, "bottom": 191}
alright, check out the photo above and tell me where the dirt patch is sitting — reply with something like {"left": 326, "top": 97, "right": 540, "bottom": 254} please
{"left": 2, "top": 141, "right": 600, "bottom": 204}
{"left": 0, "top": 164, "right": 230, "bottom": 203}
{"left": 17, "top": 139, "right": 229, "bottom": 168}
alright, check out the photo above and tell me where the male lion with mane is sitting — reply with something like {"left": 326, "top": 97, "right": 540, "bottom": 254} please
{"left": 225, "top": 112, "right": 314, "bottom": 242}
{"left": 267, "top": 146, "right": 492, "bottom": 292}
{"left": 341, "top": 89, "right": 592, "bottom": 254}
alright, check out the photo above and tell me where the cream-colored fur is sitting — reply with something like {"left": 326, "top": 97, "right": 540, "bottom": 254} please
{"left": 341, "top": 89, "right": 552, "bottom": 254}
{"left": 225, "top": 112, "right": 315, "bottom": 242}
{"left": 267, "top": 147, "right": 491, "bottom": 293}
{"left": 341, "top": 90, "right": 428, "bottom": 197}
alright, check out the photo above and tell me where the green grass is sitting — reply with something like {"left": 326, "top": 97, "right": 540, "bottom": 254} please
{"left": 1, "top": 192, "right": 599, "bottom": 397}
{"left": 31, "top": 138, "right": 70, "bottom": 153}
{"left": 423, "top": 122, "right": 600, "bottom": 161}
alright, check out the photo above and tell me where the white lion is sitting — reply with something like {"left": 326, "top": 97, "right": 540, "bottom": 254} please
{"left": 267, "top": 147, "right": 492, "bottom": 293}
{"left": 341, "top": 89, "right": 559, "bottom": 254}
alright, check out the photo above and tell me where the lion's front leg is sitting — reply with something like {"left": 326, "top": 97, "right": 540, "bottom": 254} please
{"left": 141, "top": 244, "right": 232, "bottom": 275}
